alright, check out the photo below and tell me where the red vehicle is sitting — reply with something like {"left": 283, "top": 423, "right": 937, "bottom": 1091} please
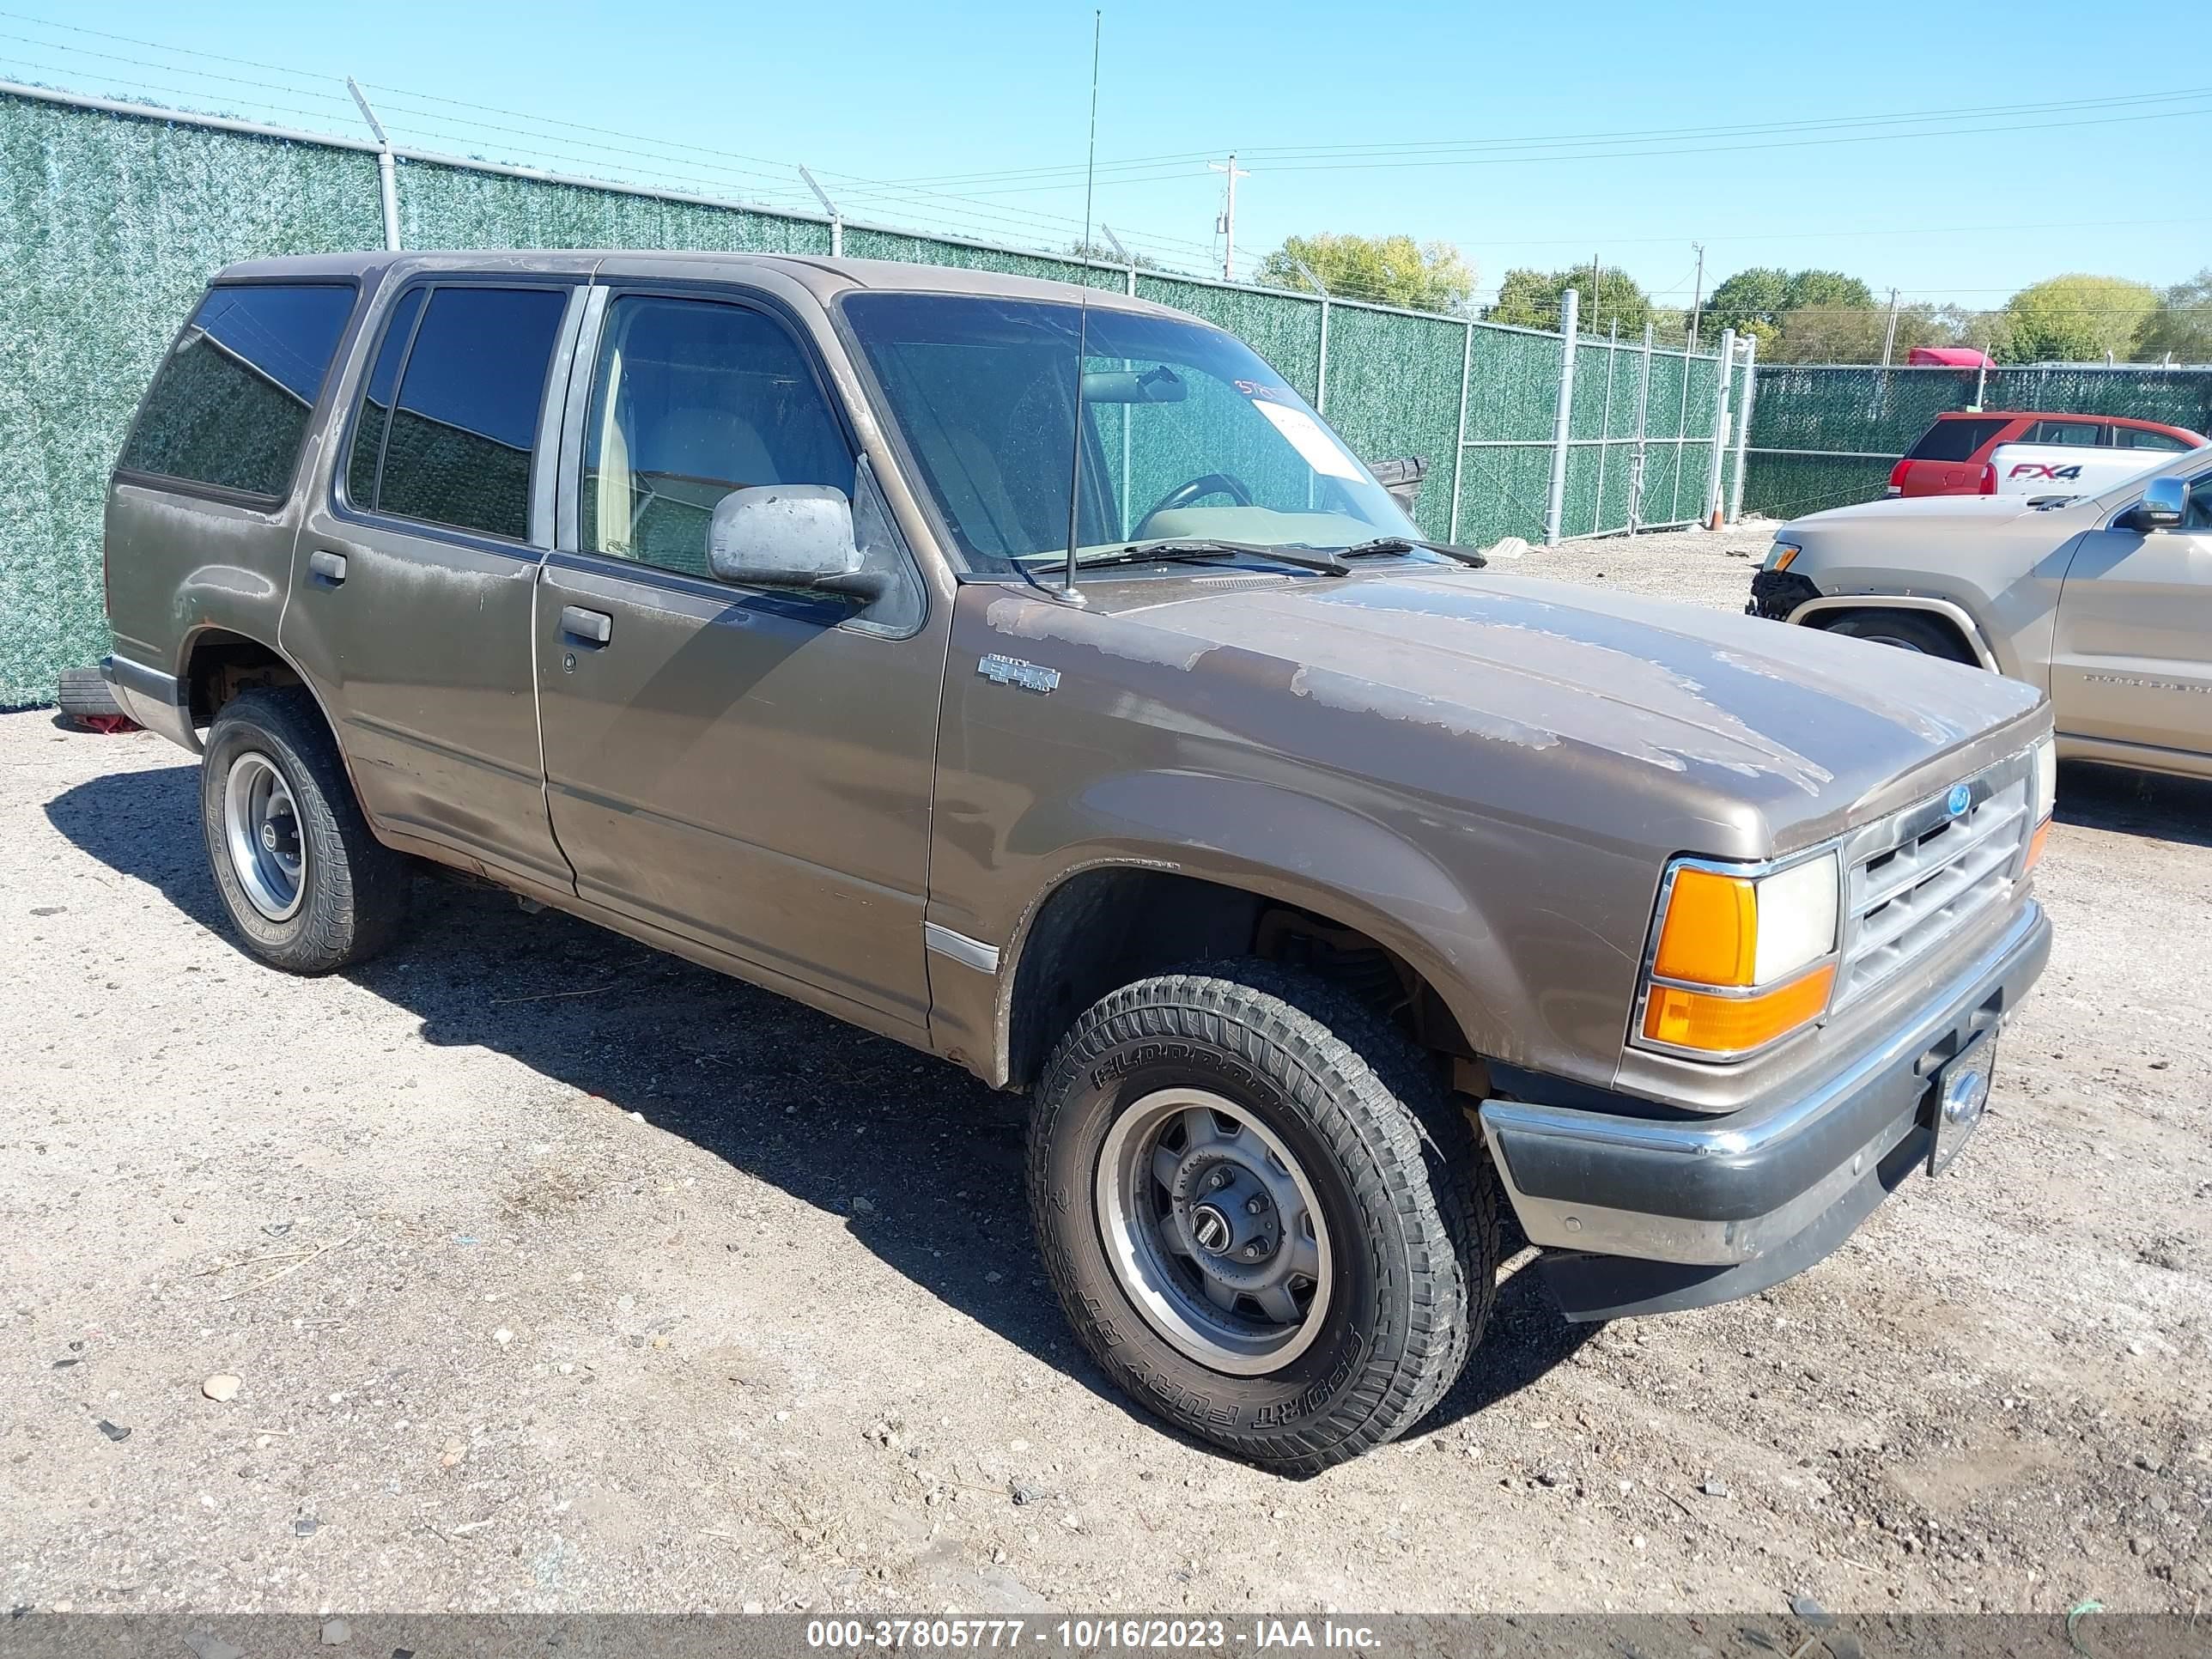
{"left": 1887, "top": 410, "right": 2208, "bottom": 498}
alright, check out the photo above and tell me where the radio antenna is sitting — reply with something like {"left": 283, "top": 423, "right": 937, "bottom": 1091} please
{"left": 1060, "top": 9, "right": 1103, "bottom": 602}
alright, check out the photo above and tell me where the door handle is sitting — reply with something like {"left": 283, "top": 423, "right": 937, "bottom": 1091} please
{"left": 560, "top": 605, "right": 613, "bottom": 646}
{"left": 308, "top": 550, "right": 348, "bottom": 586}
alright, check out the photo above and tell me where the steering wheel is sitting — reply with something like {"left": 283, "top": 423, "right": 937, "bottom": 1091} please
{"left": 1133, "top": 472, "right": 1254, "bottom": 538}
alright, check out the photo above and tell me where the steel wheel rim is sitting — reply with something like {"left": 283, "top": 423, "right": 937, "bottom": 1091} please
{"left": 223, "top": 750, "right": 306, "bottom": 921}
{"left": 1096, "top": 1086, "right": 1333, "bottom": 1376}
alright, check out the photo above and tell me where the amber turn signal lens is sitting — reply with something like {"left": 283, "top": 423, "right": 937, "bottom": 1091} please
{"left": 1642, "top": 964, "right": 1837, "bottom": 1055}
{"left": 2025, "top": 817, "right": 2050, "bottom": 872}
{"left": 1651, "top": 867, "right": 1759, "bottom": 988}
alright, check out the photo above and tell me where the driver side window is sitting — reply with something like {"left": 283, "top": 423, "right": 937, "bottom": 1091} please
{"left": 580, "top": 295, "right": 852, "bottom": 579}
{"left": 2188, "top": 474, "right": 2212, "bottom": 532}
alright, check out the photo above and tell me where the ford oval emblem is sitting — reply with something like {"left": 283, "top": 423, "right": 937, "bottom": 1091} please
{"left": 1946, "top": 782, "right": 1972, "bottom": 818}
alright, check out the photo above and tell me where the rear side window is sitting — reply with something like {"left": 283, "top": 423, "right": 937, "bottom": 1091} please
{"left": 352, "top": 285, "right": 569, "bottom": 542}
{"left": 1905, "top": 417, "right": 2005, "bottom": 463}
{"left": 2027, "top": 419, "right": 2100, "bottom": 447}
{"left": 118, "top": 283, "right": 356, "bottom": 497}
{"left": 2113, "top": 425, "right": 2192, "bottom": 452}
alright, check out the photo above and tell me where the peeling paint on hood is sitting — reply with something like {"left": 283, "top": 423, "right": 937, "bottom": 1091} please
{"left": 1086, "top": 567, "right": 2042, "bottom": 805}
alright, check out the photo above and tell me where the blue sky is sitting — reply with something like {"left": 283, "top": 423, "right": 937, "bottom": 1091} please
{"left": 10, "top": 0, "right": 2206, "bottom": 309}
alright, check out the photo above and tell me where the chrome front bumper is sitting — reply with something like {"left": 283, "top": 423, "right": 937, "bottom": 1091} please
{"left": 1478, "top": 899, "right": 2050, "bottom": 1321}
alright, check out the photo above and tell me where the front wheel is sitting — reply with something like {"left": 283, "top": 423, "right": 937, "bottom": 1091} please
{"left": 1820, "top": 610, "right": 1978, "bottom": 665}
{"left": 1027, "top": 963, "right": 1497, "bottom": 1473}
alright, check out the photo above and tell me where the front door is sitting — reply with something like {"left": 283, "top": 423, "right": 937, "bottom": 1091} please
{"left": 286, "top": 277, "right": 583, "bottom": 889}
{"left": 532, "top": 287, "right": 943, "bottom": 1036}
{"left": 2051, "top": 465, "right": 2212, "bottom": 758}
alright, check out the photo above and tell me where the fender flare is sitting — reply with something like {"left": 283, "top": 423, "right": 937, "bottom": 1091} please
{"left": 1785, "top": 592, "right": 2001, "bottom": 672}
{"left": 977, "top": 775, "right": 1537, "bottom": 1087}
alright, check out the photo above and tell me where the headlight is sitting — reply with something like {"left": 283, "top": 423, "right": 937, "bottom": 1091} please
{"left": 1763, "top": 541, "right": 1802, "bottom": 571}
{"left": 2027, "top": 734, "right": 2057, "bottom": 870}
{"left": 1637, "top": 852, "right": 1841, "bottom": 1059}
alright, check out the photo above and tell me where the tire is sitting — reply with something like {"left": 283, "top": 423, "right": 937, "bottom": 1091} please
{"left": 1821, "top": 610, "right": 1978, "bottom": 665}
{"left": 1027, "top": 962, "right": 1499, "bottom": 1474}
{"left": 199, "top": 687, "right": 410, "bottom": 973}
{"left": 57, "top": 666, "right": 127, "bottom": 723}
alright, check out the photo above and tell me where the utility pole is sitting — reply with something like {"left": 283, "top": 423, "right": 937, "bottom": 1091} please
{"left": 1686, "top": 242, "right": 1705, "bottom": 351}
{"left": 1208, "top": 153, "right": 1249, "bottom": 283}
{"left": 1880, "top": 287, "right": 1901, "bottom": 366}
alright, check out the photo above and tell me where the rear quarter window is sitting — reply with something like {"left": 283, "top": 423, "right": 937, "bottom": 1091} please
{"left": 117, "top": 283, "right": 356, "bottom": 497}
{"left": 2113, "top": 426, "right": 2193, "bottom": 452}
{"left": 1905, "top": 417, "right": 2006, "bottom": 463}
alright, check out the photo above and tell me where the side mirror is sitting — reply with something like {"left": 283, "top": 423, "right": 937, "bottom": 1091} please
{"left": 707, "top": 485, "right": 889, "bottom": 601}
{"left": 2129, "top": 475, "right": 2187, "bottom": 532}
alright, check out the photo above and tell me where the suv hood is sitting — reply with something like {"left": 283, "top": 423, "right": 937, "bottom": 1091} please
{"left": 991, "top": 568, "right": 2047, "bottom": 857}
{"left": 1788, "top": 493, "right": 2089, "bottom": 535}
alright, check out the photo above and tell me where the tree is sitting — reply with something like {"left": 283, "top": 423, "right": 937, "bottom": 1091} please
{"left": 1705, "top": 267, "right": 1791, "bottom": 348}
{"left": 2135, "top": 269, "right": 2212, "bottom": 363}
{"left": 1484, "top": 264, "right": 1651, "bottom": 335}
{"left": 1784, "top": 270, "right": 1877, "bottom": 313}
{"left": 1254, "top": 234, "right": 1477, "bottom": 315}
{"left": 1705, "top": 267, "right": 1880, "bottom": 357}
{"left": 1996, "top": 274, "right": 2159, "bottom": 363}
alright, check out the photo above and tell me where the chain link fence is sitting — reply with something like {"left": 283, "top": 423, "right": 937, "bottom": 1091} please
{"left": 0, "top": 83, "right": 1748, "bottom": 706}
{"left": 1742, "top": 363, "right": 2212, "bottom": 523}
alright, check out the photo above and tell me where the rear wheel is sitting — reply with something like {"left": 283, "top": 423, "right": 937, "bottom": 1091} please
{"left": 1027, "top": 963, "right": 1498, "bottom": 1473}
{"left": 199, "top": 688, "right": 411, "bottom": 973}
{"left": 1820, "top": 610, "right": 1978, "bottom": 665}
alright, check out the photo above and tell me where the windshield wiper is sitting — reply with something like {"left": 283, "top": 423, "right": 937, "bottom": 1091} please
{"left": 1076, "top": 538, "right": 1349, "bottom": 575}
{"left": 1334, "top": 536, "right": 1488, "bottom": 568}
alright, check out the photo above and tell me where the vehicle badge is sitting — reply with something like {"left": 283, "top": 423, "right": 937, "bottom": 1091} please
{"left": 1946, "top": 782, "right": 1972, "bottom": 818}
{"left": 977, "top": 653, "right": 1060, "bottom": 695}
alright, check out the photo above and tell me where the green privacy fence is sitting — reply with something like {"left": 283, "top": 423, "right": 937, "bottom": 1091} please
{"left": 1742, "top": 363, "right": 2212, "bottom": 522}
{"left": 0, "top": 82, "right": 1738, "bottom": 706}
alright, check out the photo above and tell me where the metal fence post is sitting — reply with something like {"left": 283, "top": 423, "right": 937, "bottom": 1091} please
{"left": 1668, "top": 340, "right": 1695, "bottom": 525}
{"left": 1544, "top": 288, "right": 1579, "bottom": 546}
{"left": 1448, "top": 319, "right": 1474, "bottom": 543}
{"left": 799, "top": 165, "right": 842, "bottom": 257}
{"left": 1292, "top": 259, "right": 1331, "bottom": 415}
{"left": 346, "top": 78, "right": 400, "bottom": 252}
{"left": 1702, "top": 328, "right": 1735, "bottom": 528}
{"left": 1592, "top": 319, "right": 1619, "bottom": 536}
{"left": 1728, "top": 331, "right": 1758, "bottom": 525}
{"left": 1627, "top": 321, "right": 1653, "bottom": 536}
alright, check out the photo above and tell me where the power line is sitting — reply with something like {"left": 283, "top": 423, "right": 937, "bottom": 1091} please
{"left": 867, "top": 85, "right": 2212, "bottom": 191}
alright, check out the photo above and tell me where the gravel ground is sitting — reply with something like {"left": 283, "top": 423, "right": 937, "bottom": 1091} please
{"left": 4, "top": 527, "right": 2208, "bottom": 1617}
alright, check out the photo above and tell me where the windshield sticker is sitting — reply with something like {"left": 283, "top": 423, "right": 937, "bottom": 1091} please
{"left": 1251, "top": 400, "right": 1363, "bottom": 480}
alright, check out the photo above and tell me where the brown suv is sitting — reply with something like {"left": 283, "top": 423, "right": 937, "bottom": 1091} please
{"left": 101, "top": 252, "right": 2054, "bottom": 1471}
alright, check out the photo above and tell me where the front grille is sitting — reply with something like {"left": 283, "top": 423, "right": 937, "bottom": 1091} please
{"left": 1836, "top": 753, "right": 2033, "bottom": 1006}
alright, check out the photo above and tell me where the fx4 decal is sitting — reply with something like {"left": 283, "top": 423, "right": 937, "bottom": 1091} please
{"left": 2008, "top": 462, "right": 2084, "bottom": 482}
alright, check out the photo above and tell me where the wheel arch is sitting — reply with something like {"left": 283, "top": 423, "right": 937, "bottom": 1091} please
{"left": 178, "top": 626, "right": 367, "bottom": 817}
{"left": 1787, "top": 593, "right": 1999, "bottom": 670}
{"left": 990, "top": 854, "right": 1488, "bottom": 1093}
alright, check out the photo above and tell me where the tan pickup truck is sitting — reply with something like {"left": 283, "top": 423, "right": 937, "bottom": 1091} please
{"left": 102, "top": 252, "right": 2053, "bottom": 1471}
{"left": 1753, "top": 447, "right": 2212, "bottom": 782}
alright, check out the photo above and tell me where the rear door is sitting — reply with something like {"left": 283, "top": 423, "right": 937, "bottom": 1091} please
{"left": 1988, "top": 417, "right": 2128, "bottom": 497}
{"left": 286, "top": 276, "right": 585, "bottom": 890}
{"left": 531, "top": 282, "right": 944, "bottom": 1038}
{"left": 2051, "top": 461, "right": 2212, "bottom": 757}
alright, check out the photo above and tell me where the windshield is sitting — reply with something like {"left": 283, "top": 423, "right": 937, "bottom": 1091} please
{"left": 840, "top": 292, "right": 1418, "bottom": 573}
